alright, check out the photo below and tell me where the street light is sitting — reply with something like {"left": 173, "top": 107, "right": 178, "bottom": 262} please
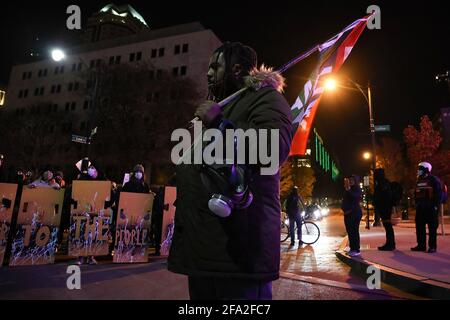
{"left": 324, "top": 76, "right": 377, "bottom": 174}
{"left": 324, "top": 78, "right": 337, "bottom": 91}
{"left": 51, "top": 49, "right": 65, "bottom": 62}
{"left": 49, "top": 48, "right": 100, "bottom": 159}
{"left": 363, "top": 151, "right": 372, "bottom": 160}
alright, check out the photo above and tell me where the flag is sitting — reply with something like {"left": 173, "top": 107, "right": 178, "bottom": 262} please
{"left": 290, "top": 15, "right": 372, "bottom": 156}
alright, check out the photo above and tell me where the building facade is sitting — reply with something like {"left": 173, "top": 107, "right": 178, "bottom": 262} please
{"left": 6, "top": 5, "right": 221, "bottom": 130}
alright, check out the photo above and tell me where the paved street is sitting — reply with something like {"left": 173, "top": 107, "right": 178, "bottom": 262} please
{"left": 0, "top": 209, "right": 419, "bottom": 300}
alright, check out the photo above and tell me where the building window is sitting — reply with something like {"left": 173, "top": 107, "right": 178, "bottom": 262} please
{"left": 51, "top": 85, "right": 55, "bottom": 94}
{"left": 74, "top": 82, "right": 79, "bottom": 91}
{"left": 71, "top": 102, "right": 76, "bottom": 111}
{"left": 68, "top": 83, "right": 73, "bottom": 91}
{"left": 83, "top": 100, "right": 90, "bottom": 109}
{"left": 136, "top": 51, "right": 142, "bottom": 61}
{"left": 151, "top": 49, "right": 157, "bottom": 58}
{"left": 23, "top": 89, "right": 28, "bottom": 98}
{"left": 149, "top": 70, "right": 155, "bottom": 79}
{"left": 53, "top": 104, "right": 58, "bottom": 112}
{"left": 172, "top": 67, "right": 179, "bottom": 77}
{"left": 182, "top": 43, "right": 189, "bottom": 53}
{"left": 156, "top": 69, "right": 162, "bottom": 79}
{"left": 77, "top": 63, "right": 82, "bottom": 71}
{"left": 60, "top": 66, "right": 65, "bottom": 74}
{"left": 90, "top": 60, "right": 95, "bottom": 68}
{"left": 40, "top": 87, "right": 45, "bottom": 95}
{"left": 34, "top": 88, "right": 39, "bottom": 96}
{"left": 96, "top": 59, "right": 101, "bottom": 67}
{"left": 180, "top": 66, "right": 187, "bottom": 76}
{"left": 158, "top": 47, "right": 165, "bottom": 57}
{"left": 129, "top": 52, "right": 135, "bottom": 62}
{"left": 65, "top": 102, "right": 70, "bottom": 111}
{"left": 38, "top": 70, "right": 42, "bottom": 77}
{"left": 72, "top": 63, "right": 77, "bottom": 72}
{"left": 146, "top": 92, "right": 160, "bottom": 103}
{"left": 174, "top": 45, "right": 181, "bottom": 55}
{"left": 22, "top": 71, "right": 32, "bottom": 80}
{"left": 109, "top": 56, "right": 115, "bottom": 65}
{"left": 18, "top": 90, "right": 23, "bottom": 98}
{"left": 56, "top": 84, "right": 61, "bottom": 93}
{"left": 115, "top": 55, "right": 121, "bottom": 64}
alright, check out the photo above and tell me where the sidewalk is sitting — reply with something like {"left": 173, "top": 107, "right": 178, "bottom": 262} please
{"left": 336, "top": 220, "right": 450, "bottom": 299}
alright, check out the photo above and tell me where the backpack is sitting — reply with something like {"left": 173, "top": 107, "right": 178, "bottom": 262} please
{"left": 390, "top": 181, "right": 403, "bottom": 206}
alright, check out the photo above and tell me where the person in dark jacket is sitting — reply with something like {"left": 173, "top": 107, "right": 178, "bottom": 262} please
{"left": 168, "top": 42, "right": 293, "bottom": 300}
{"left": 412, "top": 162, "right": 441, "bottom": 253}
{"left": 122, "top": 164, "right": 150, "bottom": 194}
{"left": 341, "top": 175, "right": 363, "bottom": 257}
{"left": 285, "top": 186, "right": 303, "bottom": 247}
{"left": 374, "top": 168, "right": 395, "bottom": 251}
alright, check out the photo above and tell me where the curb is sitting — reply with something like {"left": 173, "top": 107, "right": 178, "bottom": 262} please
{"left": 335, "top": 237, "right": 450, "bottom": 299}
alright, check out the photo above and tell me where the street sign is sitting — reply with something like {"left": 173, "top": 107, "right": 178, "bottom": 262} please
{"left": 71, "top": 134, "right": 89, "bottom": 144}
{"left": 363, "top": 176, "right": 370, "bottom": 187}
{"left": 374, "top": 125, "right": 391, "bottom": 132}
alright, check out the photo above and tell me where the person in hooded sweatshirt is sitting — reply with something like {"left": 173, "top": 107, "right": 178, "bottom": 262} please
{"left": 122, "top": 164, "right": 150, "bottom": 194}
{"left": 374, "top": 168, "right": 395, "bottom": 251}
{"left": 341, "top": 175, "right": 363, "bottom": 257}
{"left": 168, "top": 42, "right": 292, "bottom": 300}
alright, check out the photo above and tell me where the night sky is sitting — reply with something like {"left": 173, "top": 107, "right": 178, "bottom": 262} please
{"left": 1, "top": 1, "right": 449, "bottom": 177}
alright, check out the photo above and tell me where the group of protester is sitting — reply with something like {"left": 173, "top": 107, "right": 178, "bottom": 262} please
{"left": 342, "top": 161, "right": 446, "bottom": 257}
{"left": 0, "top": 154, "right": 165, "bottom": 265}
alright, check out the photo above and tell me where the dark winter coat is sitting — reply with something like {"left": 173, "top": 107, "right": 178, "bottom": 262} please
{"left": 373, "top": 169, "right": 393, "bottom": 219}
{"left": 168, "top": 68, "right": 293, "bottom": 281}
{"left": 341, "top": 179, "right": 362, "bottom": 216}
{"left": 122, "top": 178, "right": 150, "bottom": 194}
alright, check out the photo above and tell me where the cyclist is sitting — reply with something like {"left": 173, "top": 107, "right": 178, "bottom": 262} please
{"left": 286, "top": 186, "right": 304, "bottom": 247}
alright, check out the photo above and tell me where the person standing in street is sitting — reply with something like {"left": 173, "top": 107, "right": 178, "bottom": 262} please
{"left": 341, "top": 175, "right": 363, "bottom": 257}
{"left": 285, "top": 186, "right": 303, "bottom": 247}
{"left": 168, "top": 42, "right": 292, "bottom": 300}
{"left": 374, "top": 168, "right": 396, "bottom": 251}
{"left": 412, "top": 162, "right": 441, "bottom": 253}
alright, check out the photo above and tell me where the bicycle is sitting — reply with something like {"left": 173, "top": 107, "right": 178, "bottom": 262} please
{"left": 280, "top": 211, "right": 320, "bottom": 245}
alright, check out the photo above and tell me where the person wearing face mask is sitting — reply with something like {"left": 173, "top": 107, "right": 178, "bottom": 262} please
{"left": 412, "top": 162, "right": 442, "bottom": 253}
{"left": 122, "top": 164, "right": 150, "bottom": 194}
{"left": 341, "top": 175, "right": 363, "bottom": 257}
{"left": 28, "top": 170, "right": 61, "bottom": 190}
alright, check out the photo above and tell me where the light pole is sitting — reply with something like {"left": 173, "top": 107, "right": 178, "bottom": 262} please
{"left": 362, "top": 151, "right": 372, "bottom": 229}
{"left": 51, "top": 49, "right": 99, "bottom": 159}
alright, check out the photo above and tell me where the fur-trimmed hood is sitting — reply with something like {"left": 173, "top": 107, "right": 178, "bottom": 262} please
{"left": 244, "top": 65, "right": 286, "bottom": 93}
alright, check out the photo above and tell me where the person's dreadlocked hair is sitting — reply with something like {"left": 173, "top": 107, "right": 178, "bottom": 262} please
{"left": 208, "top": 42, "right": 258, "bottom": 101}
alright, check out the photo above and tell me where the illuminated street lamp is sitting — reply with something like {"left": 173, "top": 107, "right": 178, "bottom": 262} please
{"left": 324, "top": 78, "right": 337, "bottom": 91}
{"left": 51, "top": 49, "right": 65, "bottom": 62}
{"left": 363, "top": 151, "right": 372, "bottom": 160}
{"left": 49, "top": 48, "right": 100, "bottom": 158}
